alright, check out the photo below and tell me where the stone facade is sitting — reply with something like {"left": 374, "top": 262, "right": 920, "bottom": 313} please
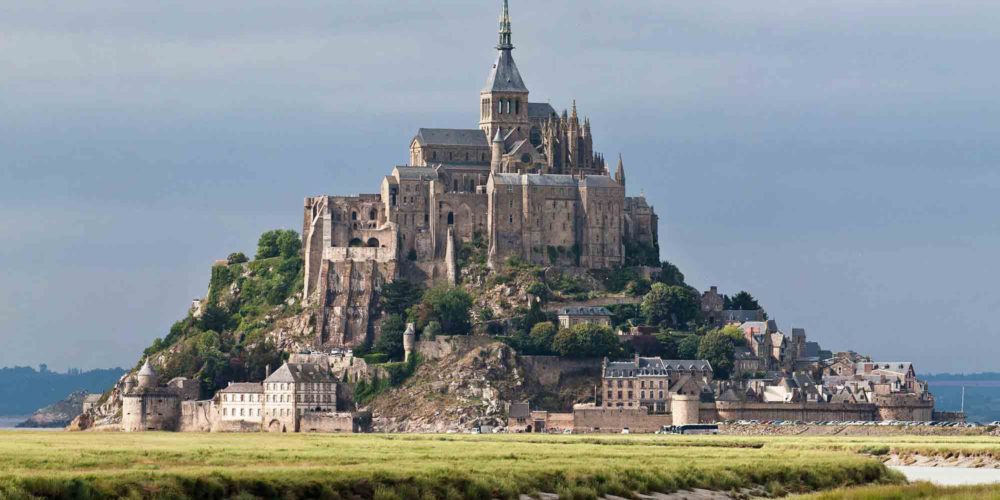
{"left": 557, "top": 307, "right": 612, "bottom": 329}
{"left": 601, "top": 357, "right": 713, "bottom": 413}
{"left": 301, "top": 0, "right": 659, "bottom": 349}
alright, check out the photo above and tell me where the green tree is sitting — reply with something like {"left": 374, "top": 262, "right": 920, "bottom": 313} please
{"left": 640, "top": 283, "right": 700, "bottom": 328}
{"left": 413, "top": 286, "right": 473, "bottom": 335}
{"left": 677, "top": 335, "right": 701, "bottom": 359}
{"left": 256, "top": 229, "right": 300, "bottom": 260}
{"left": 697, "top": 329, "right": 739, "bottom": 379}
{"left": 529, "top": 321, "right": 558, "bottom": 354}
{"left": 726, "top": 291, "right": 762, "bottom": 311}
{"left": 657, "top": 261, "right": 687, "bottom": 287}
{"left": 552, "top": 323, "right": 620, "bottom": 358}
{"left": 227, "top": 252, "right": 249, "bottom": 265}
{"left": 374, "top": 314, "right": 407, "bottom": 361}
{"left": 381, "top": 280, "right": 424, "bottom": 316}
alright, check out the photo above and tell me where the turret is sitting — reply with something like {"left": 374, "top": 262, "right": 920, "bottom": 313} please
{"left": 136, "top": 359, "right": 158, "bottom": 389}
{"left": 491, "top": 129, "right": 505, "bottom": 172}
{"left": 403, "top": 323, "right": 416, "bottom": 362}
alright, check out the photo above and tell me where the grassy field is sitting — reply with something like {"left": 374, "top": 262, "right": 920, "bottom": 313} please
{"left": 0, "top": 432, "right": 995, "bottom": 499}
{"left": 792, "top": 483, "right": 1000, "bottom": 500}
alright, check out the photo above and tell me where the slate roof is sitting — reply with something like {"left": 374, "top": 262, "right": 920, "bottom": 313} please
{"left": 264, "top": 363, "right": 336, "bottom": 384}
{"left": 724, "top": 310, "right": 763, "bottom": 323}
{"left": 605, "top": 358, "right": 712, "bottom": 377}
{"left": 484, "top": 49, "right": 528, "bottom": 93}
{"left": 413, "top": 128, "right": 488, "bottom": 147}
{"left": 219, "top": 382, "right": 263, "bottom": 394}
{"left": 394, "top": 166, "right": 439, "bottom": 181}
{"left": 508, "top": 402, "right": 530, "bottom": 419}
{"left": 558, "top": 306, "right": 611, "bottom": 317}
{"left": 490, "top": 173, "right": 619, "bottom": 188}
{"left": 528, "top": 102, "right": 557, "bottom": 119}
{"left": 581, "top": 176, "right": 621, "bottom": 188}
{"left": 860, "top": 362, "right": 913, "bottom": 374}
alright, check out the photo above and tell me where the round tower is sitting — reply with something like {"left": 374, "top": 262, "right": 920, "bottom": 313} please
{"left": 403, "top": 323, "right": 416, "bottom": 362}
{"left": 670, "top": 394, "right": 701, "bottom": 427}
{"left": 137, "top": 359, "right": 158, "bottom": 389}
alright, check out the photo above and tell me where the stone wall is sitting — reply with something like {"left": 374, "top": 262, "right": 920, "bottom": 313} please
{"left": 572, "top": 405, "right": 672, "bottom": 433}
{"left": 122, "top": 392, "right": 180, "bottom": 432}
{"left": 874, "top": 395, "right": 935, "bottom": 421}
{"left": 415, "top": 336, "right": 498, "bottom": 361}
{"left": 179, "top": 400, "right": 216, "bottom": 432}
{"left": 299, "top": 412, "right": 357, "bottom": 433}
{"left": 712, "top": 401, "right": 878, "bottom": 422}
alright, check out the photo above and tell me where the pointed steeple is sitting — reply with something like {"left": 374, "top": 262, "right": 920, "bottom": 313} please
{"left": 483, "top": 0, "right": 527, "bottom": 93}
{"left": 498, "top": 0, "right": 513, "bottom": 50}
{"left": 615, "top": 154, "right": 626, "bottom": 186}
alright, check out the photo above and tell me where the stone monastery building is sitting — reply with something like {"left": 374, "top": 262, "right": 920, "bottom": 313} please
{"left": 302, "top": 1, "right": 659, "bottom": 349}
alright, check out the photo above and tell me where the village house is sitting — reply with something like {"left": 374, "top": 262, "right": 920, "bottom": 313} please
{"left": 557, "top": 307, "right": 612, "bottom": 329}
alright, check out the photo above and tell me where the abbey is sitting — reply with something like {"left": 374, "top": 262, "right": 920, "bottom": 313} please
{"left": 302, "top": 1, "right": 658, "bottom": 349}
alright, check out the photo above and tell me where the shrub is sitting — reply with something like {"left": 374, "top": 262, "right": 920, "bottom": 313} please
{"left": 423, "top": 321, "right": 441, "bottom": 339}
{"left": 552, "top": 323, "right": 620, "bottom": 358}
{"left": 227, "top": 252, "right": 249, "bottom": 265}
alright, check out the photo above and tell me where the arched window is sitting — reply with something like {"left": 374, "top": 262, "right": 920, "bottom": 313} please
{"left": 447, "top": 212, "right": 454, "bottom": 225}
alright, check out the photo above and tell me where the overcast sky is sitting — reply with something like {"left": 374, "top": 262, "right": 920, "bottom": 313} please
{"left": 2, "top": 0, "right": 998, "bottom": 373}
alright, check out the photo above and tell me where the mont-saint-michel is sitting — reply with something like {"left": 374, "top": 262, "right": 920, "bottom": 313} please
{"left": 3, "top": 1, "right": 999, "bottom": 499}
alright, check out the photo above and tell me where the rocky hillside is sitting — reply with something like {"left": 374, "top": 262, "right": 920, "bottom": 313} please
{"left": 78, "top": 230, "right": 315, "bottom": 430}
{"left": 18, "top": 391, "right": 90, "bottom": 428}
{"left": 366, "top": 342, "right": 596, "bottom": 433}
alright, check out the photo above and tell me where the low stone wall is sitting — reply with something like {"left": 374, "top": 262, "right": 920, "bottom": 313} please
{"left": 213, "top": 419, "right": 263, "bottom": 433}
{"left": 300, "top": 412, "right": 358, "bottom": 433}
{"left": 518, "top": 356, "right": 601, "bottom": 387}
{"left": 712, "top": 401, "right": 877, "bottom": 422}
{"left": 179, "top": 400, "right": 216, "bottom": 432}
{"left": 573, "top": 406, "right": 672, "bottom": 433}
{"left": 415, "top": 336, "right": 497, "bottom": 361}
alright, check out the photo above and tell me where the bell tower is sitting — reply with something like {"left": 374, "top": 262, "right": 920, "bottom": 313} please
{"left": 479, "top": 0, "right": 530, "bottom": 141}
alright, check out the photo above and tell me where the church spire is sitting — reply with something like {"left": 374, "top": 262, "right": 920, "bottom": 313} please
{"left": 498, "top": 0, "right": 513, "bottom": 50}
{"left": 615, "top": 154, "right": 626, "bottom": 186}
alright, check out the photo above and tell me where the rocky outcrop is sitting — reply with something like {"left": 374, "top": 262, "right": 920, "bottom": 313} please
{"left": 18, "top": 390, "right": 90, "bottom": 428}
{"left": 367, "top": 341, "right": 596, "bottom": 433}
